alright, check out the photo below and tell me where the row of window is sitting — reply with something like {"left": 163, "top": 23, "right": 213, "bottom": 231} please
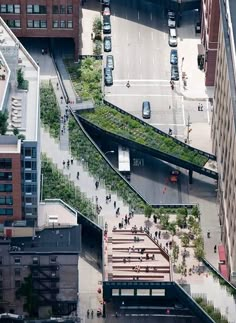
{"left": 0, "top": 196, "right": 13, "bottom": 205}
{"left": 0, "top": 184, "right": 12, "bottom": 192}
{"left": 0, "top": 268, "right": 20, "bottom": 276}
{"left": 0, "top": 4, "right": 73, "bottom": 14}
{"left": 0, "top": 255, "right": 57, "bottom": 265}
{"left": 0, "top": 208, "right": 13, "bottom": 216}
{"left": 7, "top": 20, "right": 73, "bottom": 29}
{"left": 0, "top": 172, "right": 12, "bottom": 181}
{"left": 0, "top": 159, "right": 12, "bottom": 169}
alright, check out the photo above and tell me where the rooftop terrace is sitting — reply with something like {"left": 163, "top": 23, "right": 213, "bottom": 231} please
{"left": 0, "top": 17, "right": 39, "bottom": 141}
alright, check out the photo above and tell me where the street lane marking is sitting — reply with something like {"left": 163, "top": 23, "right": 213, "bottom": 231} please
{"left": 138, "top": 11, "right": 140, "bottom": 20}
{"left": 151, "top": 31, "right": 153, "bottom": 41}
{"left": 139, "top": 31, "right": 141, "bottom": 40}
{"left": 152, "top": 57, "right": 155, "bottom": 65}
{"left": 139, "top": 57, "right": 142, "bottom": 65}
{"left": 150, "top": 12, "right": 153, "bottom": 21}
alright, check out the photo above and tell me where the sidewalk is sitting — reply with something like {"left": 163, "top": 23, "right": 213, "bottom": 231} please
{"left": 177, "top": 11, "right": 214, "bottom": 100}
{"left": 79, "top": 1, "right": 101, "bottom": 55}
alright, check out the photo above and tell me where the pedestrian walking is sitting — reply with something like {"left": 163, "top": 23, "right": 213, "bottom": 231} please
{"left": 57, "top": 82, "right": 59, "bottom": 90}
{"left": 182, "top": 57, "right": 184, "bottom": 64}
{"left": 67, "top": 160, "right": 70, "bottom": 168}
{"left": 114, "top": 200, "right": 116, "bottom": 209}
{"left": 63, "top": 160, "right": 65, "bottom": 168}
{"left": 95, "top": 181, "right": 99, "bottom": 190}
{"left": 214, "top": 245, "right": 217, "bottom": 253}
{"left": 200, "top": 104, "right": 203, "bottom": 111}
{"left": 126, "top": 81, "right": 130, "bottom": 88}
{"left": 61, "top": 129, "right": 63, "bottom": 135}
{"left": 87, "top": 309, "right": 90, "bottom": 318}
{"left": 116, "top": 207, "right": 120, "bottom": 215}
{"left": 207, "top": 230, "right": 210, "bottom": 238}
{"left": 158, "top": 231, "right": 161, "bottom": 239}
{"left": 95, "top": 196, "right": 98, "bottom": 204}
{"left": 131, "top": 208, "right": 134, "bottom": 217}
{"left": 106, "top": 195, "right": 109, "bottom": 204}
{"left": 77, "top": 171, "right": 80, "bottom": 179}
{"left": 71, "top": 158, "right": 73, "bottom": 165}
{"left": 108, "top": 193, "right": 111, "bottom": 202}
{"left": 198, "top": 103, "right": 201, "bottom": 111}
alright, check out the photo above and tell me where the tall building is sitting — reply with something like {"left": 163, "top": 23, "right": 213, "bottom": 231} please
{"left": 0, "top": 18, "right": 40, "bottom": 223}
{"left": 0, "top": 224, "right": 81, "bottom": 317}
{"left": 0, "top": 1, "right": 80, "bottom": 59}
{"left": 201, "top": 0, "right": 220, "bottom": 86}
{"left": 212, "top": 0, "right": 236, "bottom": 284}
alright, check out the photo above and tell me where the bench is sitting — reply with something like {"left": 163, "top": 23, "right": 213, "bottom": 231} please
{"left": 113, "top": 265, "right": 170, "bottom": 270}
{"left": 112, "top": 274, "right": 165, "bottom": 280}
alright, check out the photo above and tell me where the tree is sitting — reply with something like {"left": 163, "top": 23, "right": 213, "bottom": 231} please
{"left": 177, "top": 207, "right": 188, "bottom": 216}
{"left": 168, "top": 222, "right": 176, "bottom": 235}
{"left": 13, "top": 127, "right": 19, "bottom": 136}
{"left": 176, "top": 213, "right": 187, "bottom": 228}
{"left": 144, "top": 205, "right": 152, "bottom": 219}
{"left": 17, "top": 68, "right": 24, "bottom": 87}
{"left": 160, "top": 214, "right": 169, "bottom": 229}
{"left": 191, "top": 205, "right": 200, "bottom": 219}
{"left": 16, "top": 274, "right": 39, "bottom": 317}
{"left": 92, "top": 17, "right": 102, "bottom": 34}
{"left": 172, "top": 244, "right": 179, "bottom": 263}
{"left": 181, "top": 233, "right": 190, "bottom": 247}
{"left": 0, "top": 111, "right": 8, "bottom": 135}
{"left": 194, "top": 245, "right": 205, "bottom": 260}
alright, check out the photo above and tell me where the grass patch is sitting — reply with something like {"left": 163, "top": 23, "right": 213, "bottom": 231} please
{"left": 80, "top": 105, "right": 208, "bottom": 167}
{"left": 41, "top": 154, "right": 96, "bottom": 220}
{"left": 40, "top": 82, "right": 60, "bottom": 139}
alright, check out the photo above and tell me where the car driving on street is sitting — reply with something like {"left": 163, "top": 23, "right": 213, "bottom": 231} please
{"left": 104, "top": 67, "right": 113, "bottom": 86}
{"left": 171, "top": 65, "right": 179, "bottom": 81}
{"left": 142, "top": 101, "right": 151, "bottom": 119}
{"left": 106, "top": 55, "right": 114, "bottom": 69}
{"left": 168, "top": 11, "right": 176, "bottom": 28}
{"left": 170, "top": 49, "right": 178, "bottom": 65}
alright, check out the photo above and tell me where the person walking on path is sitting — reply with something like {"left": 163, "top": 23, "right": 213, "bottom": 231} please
{"left": 71, "top": 158, "right": 73, "bottom": 165}
{"left": 198, "top": 103, "right": 201, "bottom": 111}
{"left": 95, "top": 180, "right": 99, "bottom": 190}
{"left": 67, "top": 159, "right": 70, "bottom": 169}
{"left": 62, "top": 160, "right": 65, "bottom": 168}
{"left": 114, "top": 200, "right": 116, "bottom": 209}
{"left": 76, "top": 171, "right": 80, "bottom": 179}
{"left": 126, "top": 81, "right": 130, "bottom": 88}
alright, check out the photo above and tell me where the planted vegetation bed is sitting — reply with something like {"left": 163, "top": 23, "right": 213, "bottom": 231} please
{"left": 41, "top": 155, "right": 96, "bottom": 220}
{"left": 80, "top": 106, "right": 208, "bottom": 167}
{"left": 69, "top": 118, "right": 146, "bottom": 211}
{"left": 64, "top": 57, "right": 102, "bottom": 103}
{"left": 40, "top": 82, "right": 60, "bottom": 139}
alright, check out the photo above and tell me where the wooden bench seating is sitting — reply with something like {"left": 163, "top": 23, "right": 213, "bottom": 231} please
{"left": 112, "top": 274, "right": 165, "bottom": 279}
{"left": 112, "top": 238, "right": 145, "bottom": 242}
{"left": 113, "top": 265, "right": 170, "bottom": 270}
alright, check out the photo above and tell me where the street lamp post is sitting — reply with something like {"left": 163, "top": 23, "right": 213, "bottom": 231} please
{"left": 104, "top": 150, "right": 115, "bottom": 156}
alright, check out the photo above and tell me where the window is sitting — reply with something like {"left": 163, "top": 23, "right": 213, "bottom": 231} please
{"left": 60, "top": 20, "right": 66, "bottom": 28}
{"left": 15, "top": 268, "right": 21, "bottom": 276}
{"left": 32, "top": 270, "right": 39, "bottom": 277}
{"left": 27, "top": 20, "right": 33, "bottom": 28}
{"left": 32, "top": 257, "right": 39, "bottom": 265}
{"left": 7, "top": 5, "right": 13, "bottom": 13}
{"left": 6, "top": 20, "right": 21, "bottom": 28}
{"left": 52, "top": 5, "right": 59, "bottom": 14}
{"left": 34, "top": 20, "right": 40, "bottom": 28}
{"left": 14, "top": 5, "right": 20, "bottom": 14}
{"left": 0, "top": 172, "right": 12, "bottom": 181}
{"left": 50, "top": 256, "right": 57, "bottom": 263}
{"left": 15, "top": 280, "right": 21, "bottom": 288}
{"left": 67, "top": 21, "right": 73, "bottom": 28}
{"left": 25, "top": 148, "right": 32, "bottom": 157}
{"left": 67, "top": 5, "right": 73, "bottom": 14}
{"left": 0, "top": 196, "right": 13, "bottom": 205}
{"left": 34, "top": 5, "right": 40, "bottom": 13}
{"left": 0, "top": 184, "right": 12, "bottom": 192}
{"left": 0, "top": 5, "right": 6, "bottom": 13}
{"left": 27, "top": 5, "right": 33, "bottom": 14}
{"left": 14, "top": 258, "right": 21, "bottom": 265}
{"left": 25, "top": 197, "right": 32, "bottom": 205}
{"left": 25, "top": 161, "right": 31, "bottom": 170}
{"left": 25, "top": 173, "right": 32, "bottom": 181}
{"left": 60, "top": 5, "right": 66, "bottom": 14}
{"left": 0, "top": 208, "right": 13, "bottom": 216}
{"left": 53, "top": 20, "right": 59, "bottom": 28}
{"left": 41, "top": 20, "right": 47, "bottom": 28}
{"left": 0, "top": 159, "right": 12, "bottom": 169}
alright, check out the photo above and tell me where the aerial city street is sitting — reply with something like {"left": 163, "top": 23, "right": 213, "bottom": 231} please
{"left": 0, "top": 0, "right": 236, "bottom": 322}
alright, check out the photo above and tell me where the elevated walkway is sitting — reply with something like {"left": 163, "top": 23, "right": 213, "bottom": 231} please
{"left": 77, "top": 101, "right": 218, "bottom": 183}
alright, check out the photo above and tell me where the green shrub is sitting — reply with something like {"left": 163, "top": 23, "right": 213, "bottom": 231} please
{"left": 40, "top": 82, "right": 60, "bottom": 139}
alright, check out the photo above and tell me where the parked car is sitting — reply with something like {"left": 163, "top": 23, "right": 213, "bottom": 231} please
{"left": 170, "top": 49, "right": 178, "bottom": 65}
{"left": 195, "top": 22, "right": 201, "bottom": 33}
{"left": 142, "top": 101, "right": 151, "bottom": 119}
{"left": 103, "top": 16, "right": 111, "bottom": 34}
{"left": 104, "top": 36, "right": 112, "bottom": 52}
{"left": 104, "top": 67, "right": 113, "bottom": 86}
{"left": 103, "top": 6, "right": 110, "bottom": 16}
{"left": 168, "top": 28, "right": 177, "bottom": 47}
{"left": 106, "top": 55, "right": 114, "bottom": 69}
{"left": 171, "top": 65, "right": 179, "bottom": 81}
{"left": 168, "top": 11, "right": 176, "bottom": 28}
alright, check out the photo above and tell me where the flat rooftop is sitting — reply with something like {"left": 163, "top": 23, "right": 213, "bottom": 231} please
{"left": 104, "top": 227, "right": 171, "bottom": 282}
{"left": 9, "top": 226, "right": 81, "bottom": 254}
{"left": 0, "top": 17, "right": 39, "bottom": 141}
{"left": 0, "top": 135, "right": 21, "bottom": 153}
{"left": 38, "top": 199, "right": 78, "bottom": 227}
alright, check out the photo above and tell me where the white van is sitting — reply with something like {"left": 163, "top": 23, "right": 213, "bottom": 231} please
{"left": 169, "top": 28, "right": 177, "bottom": 47}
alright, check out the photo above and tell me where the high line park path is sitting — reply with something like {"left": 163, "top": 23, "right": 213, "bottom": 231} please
{"left": 76, "top": 101, "right": 218, "bottom": 184}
